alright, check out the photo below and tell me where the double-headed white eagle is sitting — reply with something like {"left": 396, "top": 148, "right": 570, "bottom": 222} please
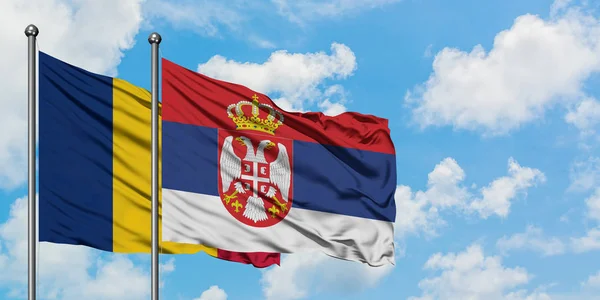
{"left": 220, "top": 135, "right": 291, "bottom": 223}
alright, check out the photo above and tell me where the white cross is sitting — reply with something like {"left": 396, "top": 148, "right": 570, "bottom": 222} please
{"left": 241, "top": 161, "right": 269, "bottom": 197}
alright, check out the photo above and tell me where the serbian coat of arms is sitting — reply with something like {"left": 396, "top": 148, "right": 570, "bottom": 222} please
{"left": 217, "top": 94, "right": 294, "bottom": 228}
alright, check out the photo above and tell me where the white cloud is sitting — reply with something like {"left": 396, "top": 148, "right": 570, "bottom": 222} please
{"left": 586, "top": 188, "right": 600, "bottom": 222}
{"left": 394, "top": 158, "right": 468, "bottom": 238}
{"left": 395, "top": 157, "right": 545, "bottom": 238}
{"left": 550, "top": 0, "right": 574, "bottom": 17}
{"left": 496, "top": 225, "right": 566, "bottom": 256}
{"left": 569, "top": 156, "right": 600, "bottom": 192}
{"left": 582, "top": 270, "right": 600, "bottom": 289}
{"left": 143, "top": 0, "right": 243, "bottom": 37}
{"left": 394, "top": 184, "right": 445, "bottom": 239}
{"left": 318, "top": 99, "right": 347, "bottom": 116}
{"left": 160, "top": 257, "right": 176, "bottom": 273}
{"left": 316, "top": 85, "right": 348, "bottom": 116}
{"left": 423, "top": 157, "right": 471, "bottom": 208}
{"left": 143, "top": 0, "right": 396, "bottom": 45}
{"left": 197, "top": 42, "right": 356, "bottom": 114}
{"left": 570, "top": 189, "right": 600, "bottom": 253}
{"left": 565, "top": 97, "right": 600, "bottom": 137}
{"left": 409, "top": 244, "right": 546, "bottom": 300}
{"left": 571, "top": 228, "right": 600, "bottom": 253}
{"left": 503, "top": 290, "right": 553, "bottom": 300}
{"left": 195, "top": 285, "right": 228, "bottom": 300}
{"left": 272, "top": 0, "right": 401, "bottom": 24}
{"left": 423, "top": 44, "right": 434, "bottom": 58}
{"left": 0, "top": 0, "right": 145, "bottom": 189}
{"left": 468, "top": 158, "right": 546, "bottom": 219}
{"left": 260, "top": 252, "right": 393, "bottom": 300}
{"left": 248, "top": 35, "right": 278, "bottom": 49}
{"left": 0, "top": 196, "right": 167, "bottom": 299}
{"left": 406, "top": 4, "right": 600, "bottom": 135}
{"left": 64, "top": 256, "right": 150, "bottom": 299}
{"left": 496, "top": 187, "right": 600, "bottom": 254}
{"left": 146, "top": 0, "right": 401, "bottom": 36}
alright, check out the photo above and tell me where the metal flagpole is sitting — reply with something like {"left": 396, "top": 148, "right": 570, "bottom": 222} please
{"left": 148, "top": 32, "right": 162, "bottom": 300}
{"left": 25, "top": 24, "right": 39, "bottom": 300}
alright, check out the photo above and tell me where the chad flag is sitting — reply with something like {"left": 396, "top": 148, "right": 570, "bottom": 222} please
{"left": 38, "top": 52, "right": 279, "bottom": 268}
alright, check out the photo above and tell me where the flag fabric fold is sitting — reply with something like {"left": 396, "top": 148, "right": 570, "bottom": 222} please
{"left": 38, "top": 52, "right": 279, "bottom": 268}
{"left": 161, "top": 58, "right": 397, "bottom": 266}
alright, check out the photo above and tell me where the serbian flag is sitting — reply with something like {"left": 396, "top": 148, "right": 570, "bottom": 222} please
{"left": 161, "top": 59, "right": 397, "bottom": 266}
{"left": 38, "top": 52, "right": 279, "bottom": 268}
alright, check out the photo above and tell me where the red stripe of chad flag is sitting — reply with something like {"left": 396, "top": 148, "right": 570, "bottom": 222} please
{"left": 160, "top": 58, "right": 397, "bottom": 266}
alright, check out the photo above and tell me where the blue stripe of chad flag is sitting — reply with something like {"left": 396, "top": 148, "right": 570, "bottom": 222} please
{"left": 37, "top": 52, "right": 280, "bottom": 268}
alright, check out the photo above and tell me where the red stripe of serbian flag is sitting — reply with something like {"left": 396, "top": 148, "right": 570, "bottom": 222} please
{"left": 161, "top": 58, "right": 397, "bottom": 266}
{"left": 37, "top": 51, "right": 279, "bottom": 268}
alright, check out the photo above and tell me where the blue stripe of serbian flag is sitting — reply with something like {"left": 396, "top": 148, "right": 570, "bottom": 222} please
{"left": 161, "top": 58, "right": 397, "bottom": 266}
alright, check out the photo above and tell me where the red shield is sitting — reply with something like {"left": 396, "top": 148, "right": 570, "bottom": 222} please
{"left": 217, "top": 129, "right": 294, "bottom": 228}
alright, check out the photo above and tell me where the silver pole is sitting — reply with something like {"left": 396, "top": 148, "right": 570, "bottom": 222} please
{"left": 148, "top": 32, "right": 162, "bottom": 300}
{"left": 25, "top": 24, "right": 39, "bottom": 300}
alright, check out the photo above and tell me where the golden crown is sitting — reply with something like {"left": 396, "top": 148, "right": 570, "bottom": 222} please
{"left": 226, "top": 94, "right": 284, "bottom": 135}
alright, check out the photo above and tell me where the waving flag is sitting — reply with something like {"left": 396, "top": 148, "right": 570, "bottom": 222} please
{"left": 161, "top": 58, "right": 396, "bottom": 266}
{"left": 38, "top": 52, "right": 279, "bottom": 268}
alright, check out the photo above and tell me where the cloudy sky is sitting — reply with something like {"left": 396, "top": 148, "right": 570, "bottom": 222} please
{"left": 2, "top": 0, "right": 600, "bottom": 299}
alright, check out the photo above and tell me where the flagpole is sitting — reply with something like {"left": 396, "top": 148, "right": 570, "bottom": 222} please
{"left": 148, "top": 32, "right": 162, "bottom": 300}
{"left": 25, "top": 24, "right": 39, "bottom": 300}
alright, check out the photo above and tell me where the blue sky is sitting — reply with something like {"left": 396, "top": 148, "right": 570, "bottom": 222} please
{"left": 2, "top": 0, "right": 600, "bottom": 299}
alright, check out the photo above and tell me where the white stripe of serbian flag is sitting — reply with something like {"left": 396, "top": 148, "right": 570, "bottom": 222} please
{"left": 162, "top": 189, "right": 395, "bottom": 266}
{"left": 160, "top": 58, "right": 397, "bottom": 267}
